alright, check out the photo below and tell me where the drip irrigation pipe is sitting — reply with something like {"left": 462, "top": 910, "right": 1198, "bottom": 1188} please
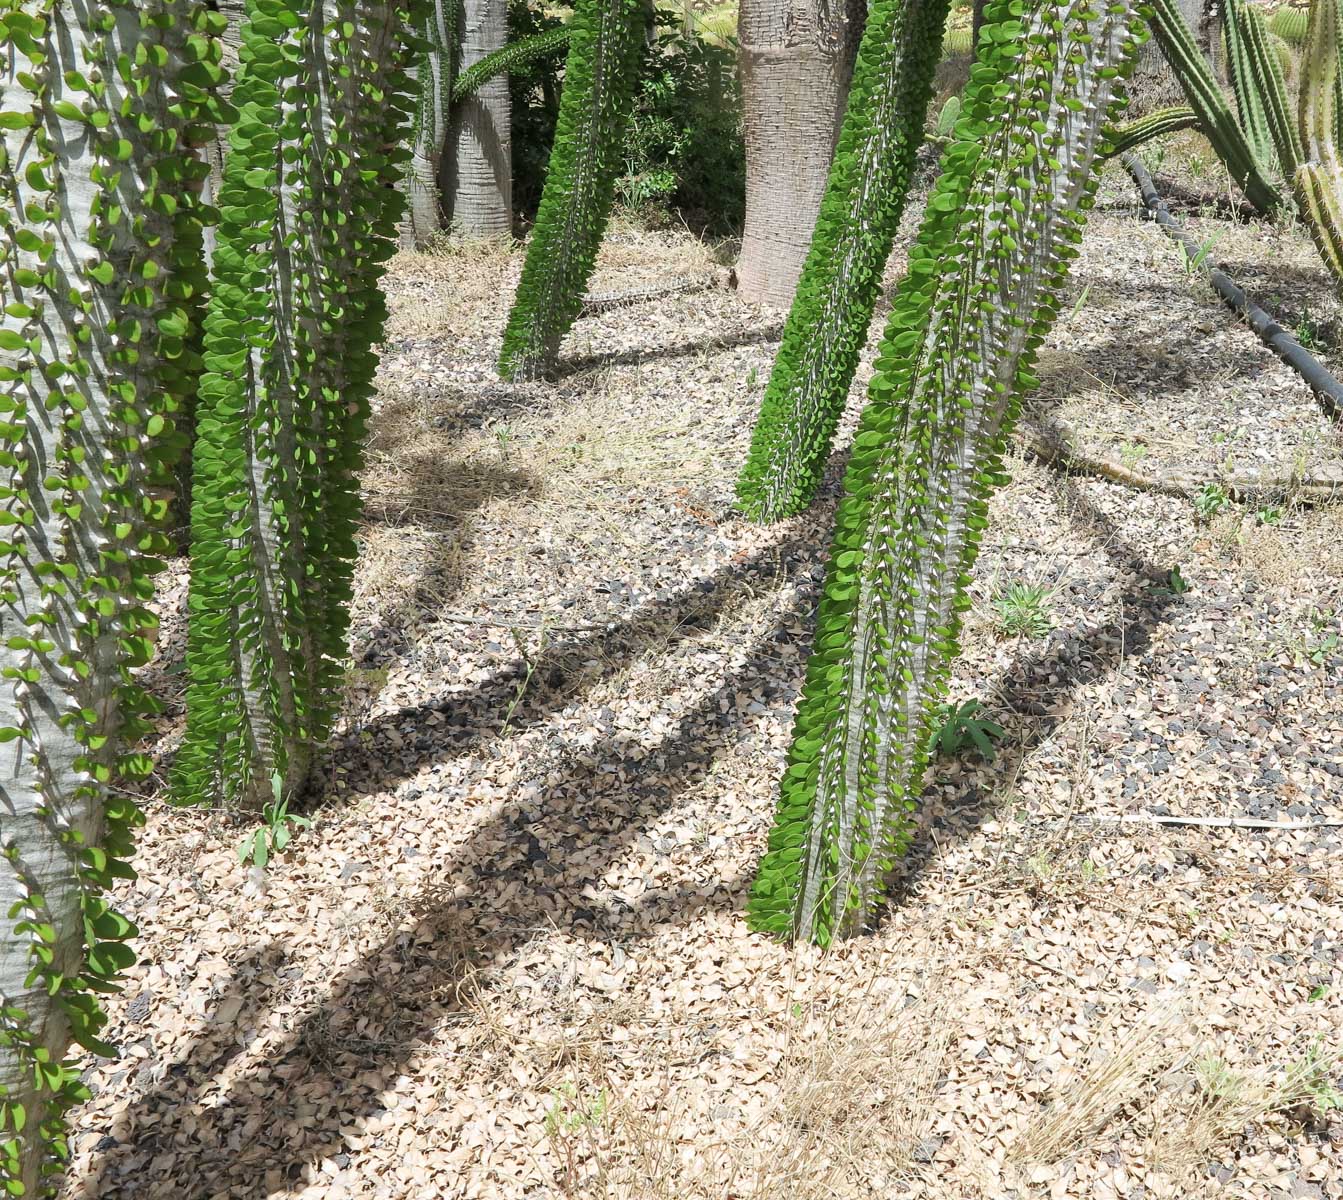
{"left": 1123, "top": 153, "right": 1343, "bottom": 423}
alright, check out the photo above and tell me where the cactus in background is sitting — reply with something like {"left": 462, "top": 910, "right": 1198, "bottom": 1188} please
{"left": 746, "top": 0, "right": 1144, "bottom": 945}
{"left": 404, "top": 0, "right": 457, "bottom": 247}
{"left": 1104, "top": 104, "right": 1200, "bottom": 155}
{"left": 1272, "top": 3, "right": 1310, "bottom": 43}
{"left": 496, "top": 0, "right": 644, "bottom": 380}
{"left": 451, "top": 25, "right": 572, "bottom": 103}
{"left": 0, "top": 2, "right": 225, "bottom": 1190}
{"left": 1226, "top": 0, "right": 1302, "bottom": 173}
{"left": 176, "top": 0, "right": 420, "bottom": 810}
{"left": 1150, "top": 0, "right": 1285, "bottom": 211}
{"left": 942, "top": 17, "right": 974, "bottom": 54}
{"left": 734, "top": 0, "right": 951, "bottom": 523}
{"left": 1293, "top": 0, "right": 1343, "bottom": 284}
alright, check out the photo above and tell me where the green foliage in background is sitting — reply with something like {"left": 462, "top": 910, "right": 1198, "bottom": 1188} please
{"left": 746, "top": 0, "right": 1145, "bottom": 945}
{"left": 177, "top": 0, "right": 420, "bottom": 809}
{"left": 618, "top": 14, "right": 744, "bottom": 232}
{"left": 735, "top": 0, "right": 951, "bottom": 522}
{"left": 497, "top": 0, "right": 645, "bottom": 379}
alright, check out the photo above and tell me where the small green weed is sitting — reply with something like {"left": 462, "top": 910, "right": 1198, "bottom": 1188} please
{"left": 928, "top": 698, "right": 1005, "bottom": 761}
{"left": 1193, "top": 482, "right": 1228, "bottom": 521}
{"left": 239, "top": 774, "right": 312, "bottom": 869}
{"left": 993, "top": 582, "right": 1052, "bottom": 639}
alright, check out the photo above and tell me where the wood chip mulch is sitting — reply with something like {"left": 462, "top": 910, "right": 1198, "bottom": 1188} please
{"left": 67, "top": 195, "right": 1343, "bottom": 1199}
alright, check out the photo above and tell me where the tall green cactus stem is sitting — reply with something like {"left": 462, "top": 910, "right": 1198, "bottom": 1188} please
{"left": 450, "top": 25, "right": 573, "bottom": 103}
{"left": 0, "top": 2, "right": 225, "bottom": 1191}
{"left": 735, "top": 0, "right": 950, "bottom": 522}
{"left": 404, "top": 0, "right": 456, "bottom": 247}
{"left": 747, "top": 0, "right": 1145, "bottom": 946}
{"left": 496, "top": 0, "right": 644, "bottom": 380}
{"left": 1226, "top": 0, "right": 1301, "bottom": 174}
{"left": 1103, "top": 103, "right": 1199, "bottom": 154}
{"left": 1293, "top": 0, "right": 1343, "bottom": 286}
{"left": 1150, "top": 0, "right": 1284, "bottom": 211}
{"left": 176, "top": 0, "right": 419, "bottom": 810}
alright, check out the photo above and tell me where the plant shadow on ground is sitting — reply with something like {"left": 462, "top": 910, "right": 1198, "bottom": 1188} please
{"left": 553, "top": 319, "right": 785, "bottom": 380}
{"left": 84, "top": 445, "right": 1194, "bottom": 1197}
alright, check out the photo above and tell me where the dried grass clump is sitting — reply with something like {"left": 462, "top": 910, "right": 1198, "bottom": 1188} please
{"left": 1009, "top": 1005, "right": 1187, "bottom": 1168}
{"left": 529, "top": 970, "right": 955, "bottom": 1200}
{"left": 1145, "top": 1041, "right": 1343, "bottom": 1183}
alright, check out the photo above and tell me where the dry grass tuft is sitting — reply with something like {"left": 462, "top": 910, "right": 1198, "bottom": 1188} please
{"left": 1009, "top": 1005, "right": 1188, "bottom": 1169}
{"left": 1145, "top": 1041, "right": 1343, "bottom": 1183}
{"left": 529, "top": 967, "right": 956, "bottom": 1199}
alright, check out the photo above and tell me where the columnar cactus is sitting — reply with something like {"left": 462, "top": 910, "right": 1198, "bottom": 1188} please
{"left": 734, "top": 0, "right": 951, "bottom": 523}
{"left": 496, "top": 0, "right": 644, "bottom": 380}
{"left": 1150, "top": 0, "right": 1285, "bottom": 211}
{"left": 1225, "top": 0, "right": 1301, "bottom": 173}
{"left": 1104, "top": 103, "right": 1199, "bottom": 155}
{"left": 0, "top": 2, "right": 225, "bottom": 1191}
{"left": 176, "top": 0, "right": 420, "bottom": 810}
{"left": 1293, "top": 0, "right": 1343, "bottom": 283}
{"left": 747, "top": 0, "right": 1145, "bottom": 945}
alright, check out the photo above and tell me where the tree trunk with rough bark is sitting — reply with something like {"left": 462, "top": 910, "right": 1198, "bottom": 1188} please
{"left": 1129, "top": 0, "right": 1205, "bottom": 112}
{"left": 736, "top": 0, "right": 862, "bottom": 308}
{"left": 448, "top": 0, "right": 513, "bottom": 235}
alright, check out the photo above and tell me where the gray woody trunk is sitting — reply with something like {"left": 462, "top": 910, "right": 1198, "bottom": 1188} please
{"left": 736, "top": 0, "right": 862, "bottom": 308}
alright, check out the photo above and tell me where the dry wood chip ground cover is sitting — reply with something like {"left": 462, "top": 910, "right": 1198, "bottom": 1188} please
{"left": 67, "top": 172, "right": 1343, "bottom": 1199}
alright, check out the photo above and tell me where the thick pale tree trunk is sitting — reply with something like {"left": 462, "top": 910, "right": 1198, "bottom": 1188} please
{"left": 403, "top": 0, "right": 456, "bottom": 247}
{"left": 736, "top": 0, "right": 862, "bottom": 308}
{"left": 447, "top": 0, "right": 513, "bottom": 235}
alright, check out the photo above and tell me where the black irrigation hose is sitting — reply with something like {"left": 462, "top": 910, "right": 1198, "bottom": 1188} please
{"left": 1123, "top": 153, "right": 1343, "bottom": 422}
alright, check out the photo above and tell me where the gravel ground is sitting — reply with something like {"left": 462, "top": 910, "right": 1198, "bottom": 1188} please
{"left": 67, "top": 175, "right": 1343, "bottom": 1199}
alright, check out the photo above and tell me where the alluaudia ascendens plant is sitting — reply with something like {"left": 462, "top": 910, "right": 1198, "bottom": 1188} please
{"left": 496, "top": 0, "right": 644, "bottom": 380}
{"left": 450, "top": 24, "right": 573, "bottom": 105}
{"left": 747, "top": 0, "right": 1145, "bottom": 945}
{"left": 0, "top": 2, "right": 226, "bottom": 1191}
{"left": 176, "top": 0, "right": 421, "bottom": 810}
{"left": 404, "top": 0, "right": 456, "bottom": 248}
{"left": 734, "top": 0, "right": 951, "bottom": 523}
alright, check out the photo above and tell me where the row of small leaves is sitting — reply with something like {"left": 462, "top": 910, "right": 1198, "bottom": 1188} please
{"left": 747, "top": 0, "right": 1148, "bottom": 945}
{"left": 0, "top": 1, "right": 230, "bottom": 1192}
{"left": 734, "top": 0, "right": 952, "bottom": 522}
{"left": 496, "top": 0, "right": 645, "bottom": 380}
{"left": 176, "top": 0, "right": 422, "bottom": 811}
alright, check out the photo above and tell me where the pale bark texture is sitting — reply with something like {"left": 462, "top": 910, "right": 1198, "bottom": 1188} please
{"left": 736, "top": 0, "right": 862, "bottom": 307}
{"left": 1130, "top": 0, "right": 1205, "bottom": 112}
{"left": 448, "top": 0, "right": 513, "bottom": 234}
{"left": 404, "top": 0, "right": 457, "bottom": 247}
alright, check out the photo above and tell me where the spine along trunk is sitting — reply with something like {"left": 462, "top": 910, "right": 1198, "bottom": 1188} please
{"left": 175, "top": 0, "right": 420, "bottom": 810}
{"left": 747, "top": 0, "right": 1145, "bottom": 945}
{"left": 735, "top": 0, "right": 953, "bottom": 523}
{"left": 0, "top": 2, "right": 225, "bottom": 1192}
{"left": 496, "top": 0, "right": 644, "bottom": 380}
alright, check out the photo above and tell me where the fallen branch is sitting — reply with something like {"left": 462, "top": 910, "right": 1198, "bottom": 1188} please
{"left": 1016, "top": 421, "right": 1343, "bottom": 504}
